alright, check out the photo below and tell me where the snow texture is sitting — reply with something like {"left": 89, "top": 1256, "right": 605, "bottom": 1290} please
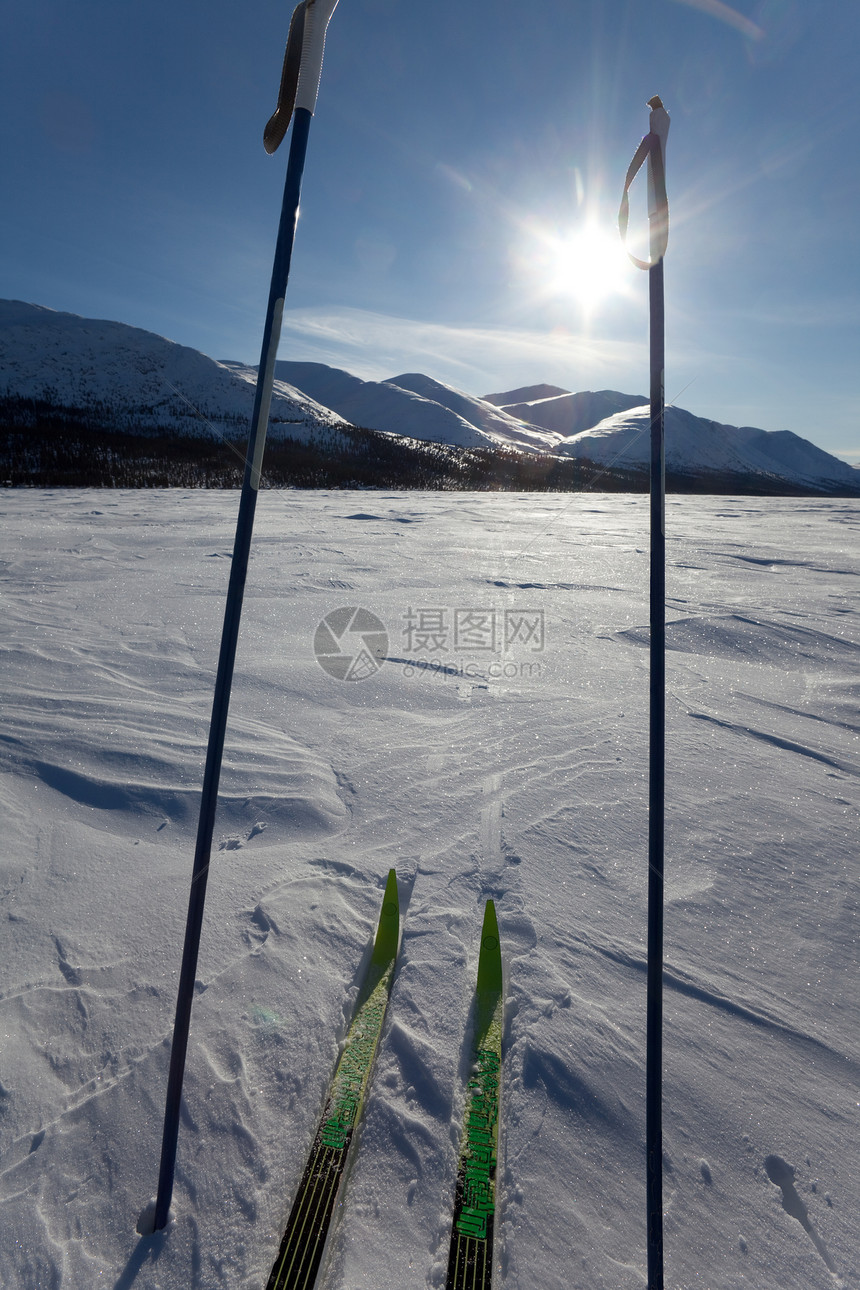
{"left": 0, "top": 488, "right": 857, "bottom": 1289}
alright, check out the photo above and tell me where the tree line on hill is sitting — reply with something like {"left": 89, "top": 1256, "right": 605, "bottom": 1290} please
{"left": 0, "top": 396, "right": 640, "bottom": 491}
{"left": 0, "top": 396, "right": 844, "bottom": 495}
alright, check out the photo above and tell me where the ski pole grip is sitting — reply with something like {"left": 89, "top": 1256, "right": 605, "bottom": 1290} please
{"left": 618, "top": 96, "right": 670, "bottom": 269}
{"left": 295, "top": 0, "right": 341, "bottom": 115}
{"left": 646, "top": 96, "right": 670, "bottom": 265}
{"left": 646, "top": 97, "right": 670, "bottom": 218}
{"left": 264, "top": 1, "right": 307, "bottom": 154}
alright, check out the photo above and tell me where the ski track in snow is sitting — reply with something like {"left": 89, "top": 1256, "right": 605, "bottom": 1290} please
{"left": 0, "top": 490, "right": 857, "bottom": 1289}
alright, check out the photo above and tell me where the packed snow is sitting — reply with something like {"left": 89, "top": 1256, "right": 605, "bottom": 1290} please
{"left": 0, "top": 488, "right": 857, "bottom": 1289}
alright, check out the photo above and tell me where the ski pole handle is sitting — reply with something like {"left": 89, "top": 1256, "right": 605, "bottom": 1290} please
{"left": 646, "top": 96, "right": 670, "bottom": 264}
{"left": 296, "top": 0, "right": 341, "bottom": 114}
{"left": 264, "top": 1, "right": 307, "bottom": 154}
{"left": 618, "top": 96, "right": 670, "bottom": 269}
{"left": 264, "top": 0, "right": 341, "bottom": 155}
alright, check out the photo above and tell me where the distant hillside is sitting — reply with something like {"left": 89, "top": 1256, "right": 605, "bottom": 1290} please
{"left": 489, "top": 388, "right": 646, "bottom": 437}
{"left": 2, "top": 301, "right": 857, "bottom": 495}
{"left": 0, "top": 305, "right": 638, "bottom": 490}
{"left": 483, "top": 383, "right": 568, "bottom": 406}
{"left": 553, "top": 403, "right": 859, "bottom": 494}
{"left": 0, "top": 400, "right": 643, "bottom": 492}
{"left": 384, "top": 372, "right": 558, "bottom": 451}
{"left": 0, "top": 300, "right": 344, "bottom": 443}
{"left": 268, "top": 361, "right": 558, "bottom": 453}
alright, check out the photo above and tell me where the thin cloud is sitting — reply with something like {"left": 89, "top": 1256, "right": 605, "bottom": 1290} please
{"left": 278, "top": 305, "right": 647, "bottom": 396}
{"left": 669, "top": 0, "right": 765, "bottom": 41}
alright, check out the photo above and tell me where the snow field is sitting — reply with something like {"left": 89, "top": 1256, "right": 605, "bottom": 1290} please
{"left": 0, "top": 489, "right": 857, "bottom": 1288}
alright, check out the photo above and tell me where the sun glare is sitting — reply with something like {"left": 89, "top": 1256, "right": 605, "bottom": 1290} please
{"left": 522, "top": 221, "right": 632, "bottom": 314}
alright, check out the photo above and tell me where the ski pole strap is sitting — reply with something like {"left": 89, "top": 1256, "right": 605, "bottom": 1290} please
{"left": 264, "top": 0, "right": 341, "bottom": 152}
{"left": 618, "top": 130, "right": 668, "bottom": 270}
{"left": 295, "top": 0, "right": 341, "bottom": 114}
{"left": 264, "top": 1, "right": 308, "bottom": 154}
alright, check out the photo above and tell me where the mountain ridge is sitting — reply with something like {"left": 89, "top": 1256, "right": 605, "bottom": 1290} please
{"left": 490, "top": 388, "right": 647, "bottom": 438}
{"left": 268, "top": 360, "right": 558, "bottom": 453}
{"left": 2, "top": 300, "right": 856, "bottom": 494}
{"left": 0, "top": 300, "right": 348, "bottom": 443}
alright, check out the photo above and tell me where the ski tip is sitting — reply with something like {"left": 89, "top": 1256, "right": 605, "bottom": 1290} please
{"left": 476, "top": 899, "right": 502, "bottom": 995}
{"left": 370, "top": 868, "right": 399, "bottom": 967}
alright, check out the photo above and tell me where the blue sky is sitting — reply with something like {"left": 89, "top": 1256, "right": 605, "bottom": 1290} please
{"left": 3, "top": 0, "right": 858, "bottom": 462}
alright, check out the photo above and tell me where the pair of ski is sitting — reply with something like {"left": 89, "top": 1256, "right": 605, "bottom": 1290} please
{"left": 265, "top": 870, "right": 503, "bottom": 1290}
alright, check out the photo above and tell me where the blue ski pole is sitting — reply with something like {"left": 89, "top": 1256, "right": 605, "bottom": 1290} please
{"left": 619, "top": 94, "right": 670, "bottom": 1290}
{"left": 150, "top": 0, "right": 341, "bottom": 1233}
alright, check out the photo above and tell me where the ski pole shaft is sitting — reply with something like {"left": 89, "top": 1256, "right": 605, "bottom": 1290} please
{"left": 646, "top": 249, "right": 665, "bottom": 1290}
{"left": 618, "top": 94, "right": 670, "bottom": 1290}
{"left": 645, "top": 94, "right": 669, "bottom": 1290}
{"left": 152, "top": 0, "right": 340, "bottom": 1232}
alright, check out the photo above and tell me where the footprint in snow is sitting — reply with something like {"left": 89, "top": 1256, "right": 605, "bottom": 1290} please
{"left": 764, "top": 1153, "right": 837, "bottom": 1275}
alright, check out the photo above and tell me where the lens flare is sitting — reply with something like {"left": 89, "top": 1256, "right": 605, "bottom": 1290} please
{"left": 521, "top": 221, "right": 633, "bottom": 314}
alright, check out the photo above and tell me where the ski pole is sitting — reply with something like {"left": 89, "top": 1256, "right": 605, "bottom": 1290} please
{"left": 619, "top": 94, "right": 670, "bottom": 1290}
{"left": 151, "top": 0, "right": 341, "bottom": 1233}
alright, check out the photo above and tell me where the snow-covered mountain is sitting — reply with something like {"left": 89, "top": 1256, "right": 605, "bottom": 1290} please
{"left": 483, "top": 382, "right": 858, "bottom": 492}
{"left": 483, "top": 382, "right": 569, "bottom": 406}
{"left": 487, "top": 385, "right": 646, "bottom": 437}
{"left": 2, "top": 300, "right": 857, "bottom": 494}
{"left": 0, "top": 301, "right": 347, "bottom": 442}
{"left": 377, "top": 371, "right": 557, "bottom": 452}
{"left": 551, "top": 403, "right": 859, "bottom": 492}
{"left": 266, "top": 361, "right": 558, "bottom": 453}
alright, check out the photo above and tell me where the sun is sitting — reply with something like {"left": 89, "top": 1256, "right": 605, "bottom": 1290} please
{"left": 552, "top": 225, "right": 630, "bottom": 308}
{"left": 521, "top": 220, "right": 632, "bottom": 314}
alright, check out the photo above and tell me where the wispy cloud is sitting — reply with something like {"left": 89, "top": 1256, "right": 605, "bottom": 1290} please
{"left": 731, "top": 299, "right": 860, "bottom": 330}
{"left": 668, "top": 0, "right": 765, "bottom": 41}
{"left": 278, "top": 305, "right": 648, "bottom": 396}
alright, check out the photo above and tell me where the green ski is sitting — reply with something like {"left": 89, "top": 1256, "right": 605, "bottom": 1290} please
{"left": 445, "top": 900, "right": 504, "bottom": 1290}
{"left": 265, "top": 869, "right": 400, "bottom": 1290}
